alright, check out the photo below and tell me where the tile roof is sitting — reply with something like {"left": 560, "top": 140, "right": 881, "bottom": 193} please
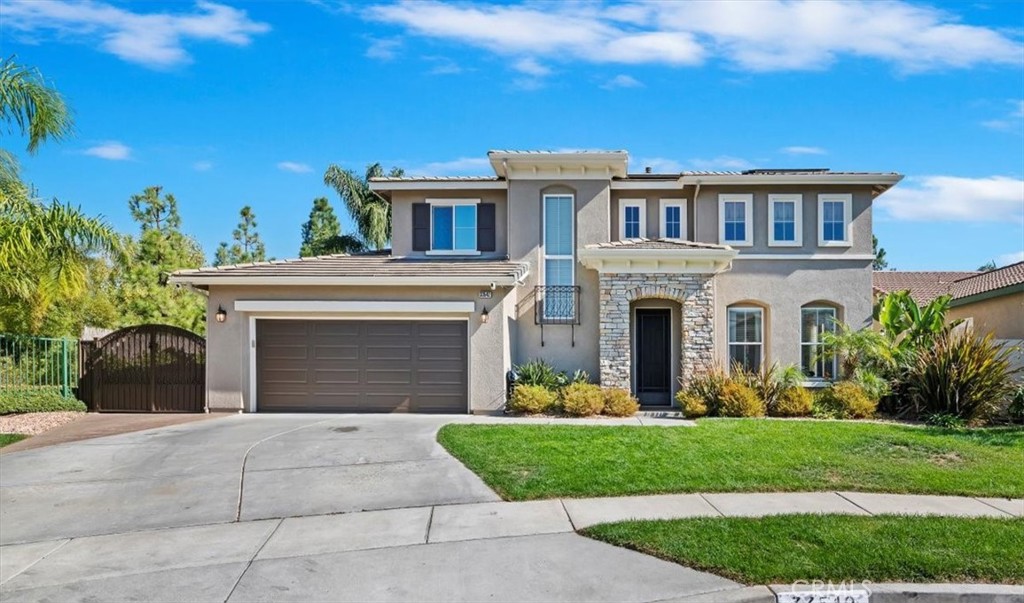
{"left": 585, "top": 238, "right": 733, "bottom": 251}
{"left": 950, "top": 261, "right": 1024, "bottom": 300}
{"left": 872, "top": 271, "right": 980, "bottom": 304}
{"left": 171, "top": 253, "right": 529, "bottom": 280}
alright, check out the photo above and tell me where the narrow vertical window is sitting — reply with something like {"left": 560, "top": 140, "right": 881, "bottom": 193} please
{"left": 769, "top": 194, "right": 802, "bottom": 247}
{"left": 660, "top": 199, "right": 686, "bottom": 240}
{"left": 619, "top": 200, "right": 645, "bottom": 240}
{"left": 719, "top": 194, "right": 752, "bottom": 246}
{"left": 801, "top": 307, "right": 837, "bottom": 380}
{"left": 544, "top": 194, "right": 575, "bottom": 319}
{"left": 818, "top": 194, "right": 851, "bottom": 246}
{"left": 728, "top": 307, "right": 763, "bottom": 371}
{"left": 724, "top": 202, "right": 745, "bottom": 242}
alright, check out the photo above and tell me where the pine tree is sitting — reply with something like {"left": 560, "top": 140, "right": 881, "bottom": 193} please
{"left": 872, "top": 235, "right": 888, "bottom": 270}
{"left": 214, "top": 205, "right": 267, "bottom": 266}
{"left": 299, "top": 197, "right": 365, "bottom": 256}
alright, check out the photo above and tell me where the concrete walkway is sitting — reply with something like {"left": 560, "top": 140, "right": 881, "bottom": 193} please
{"left": 1, "top": 414, "right": 1021, "bottom": 602}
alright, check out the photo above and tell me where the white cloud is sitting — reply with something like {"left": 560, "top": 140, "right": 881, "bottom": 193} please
{"left": 366, "top": 37, "right": 401, "bottom": 60}
{"left": 364, "top": 0, "right": 1021, "bottom": 73}
{"left": 602, "top": 74, "right": 643, "bottom": 89}
{"left": 981, "top": 99, "right": 1024, "bottom": 132}
{"left": 877, "top": 175, "right": 1024, "bottom": 222}
{"left": 84, "top": 141, "right": 131, "bottom": 160}
{"left": 781, "top": 145, "right": 827, "bottom": 155}
{"left": 689, "top": 155, "right": 754, "bottom": 170}
{"left": 277, "top": 161, "right": 313, "bottom": 173}
{"left": 408, "top": 156, "right": 491, "bottom": 176}
{"left": 997, "top": 250, "right": 1024, "bottom": 266}
{"left": 193, "top": 160, "right": 213, "bottom": 171}
{"left": 425, "top": 56, "right": 463, "bottom": 75}
{"left": 2, "top": 0, "right": 270, "bottom": 68}
{"left": 512, "top": 57, "right": 551, "bottom": 77}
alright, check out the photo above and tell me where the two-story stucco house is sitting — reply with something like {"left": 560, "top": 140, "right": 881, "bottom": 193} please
{"left": 170, "top": 150, "right": 902, "bottom": 414}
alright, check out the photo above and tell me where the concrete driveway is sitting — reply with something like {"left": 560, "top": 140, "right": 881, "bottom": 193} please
{"left": 0, "top": 414, "right": 741, "bottom": 602}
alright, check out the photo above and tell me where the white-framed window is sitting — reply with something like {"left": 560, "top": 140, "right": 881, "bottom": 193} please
{"left": 426, "top": 198, "right": 480, "bottom": 255}
{"left": 727, "top": 306, "right": 763, "bottom": 372}
{"left": 619, "top": 199, "right": 646, "bottom": 240}
{"left": 768, "top": 194, "right": 802, "bottom": 247}
{"left": 660, "top": 198, "right": 687, "bottom": 240}
{"left": 818, "top": 194, "right": 852, "bottom": 247}
{"left": 719, "top": 194, "right": 753, "bottom": 246}
{"left": 543, "top": 194, "right": 575, "bottom": 319}
{"left": 801, "top": 306, "right": 838, "bottom": 380}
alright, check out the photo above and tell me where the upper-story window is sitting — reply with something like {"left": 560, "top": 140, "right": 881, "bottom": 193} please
{"left": 426, "top": 199, "right": 479, "bottom": 255}
{"left": 818, "top": 194, "right": 852, "bottom": 247}
{"left": 727, "top": 306, "right": 763, "bottom": 371}
{"left": 801, "top": 306, "right": 838, "bottom": 380}
{"left": 719, "top": 194, "right": 753, "bottom": 246}
{"left": 768, "top": 194, "right": 802, "bottom": 247}
{"left": 619, "top": 199, "right": 645, "bottom": 239}
{"left": 660, "top": 198, "right": 686, "bottom": 240}
{"left": 543, "top": 194, "right": 575, "bottom": 319}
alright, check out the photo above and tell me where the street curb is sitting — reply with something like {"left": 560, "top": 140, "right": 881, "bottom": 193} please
{"left": 768, "top": 583, "right": 1023, "bottom": 602}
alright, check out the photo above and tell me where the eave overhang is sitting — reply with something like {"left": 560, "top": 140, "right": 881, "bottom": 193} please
{"left": 578, "top": 246, "right": 737, "bottom": 275}
{"left": 488, "top": 151, "right": 629, "bottom": 180}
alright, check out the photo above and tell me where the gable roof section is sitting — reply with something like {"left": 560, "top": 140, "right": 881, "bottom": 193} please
{"left": 169, "top": 254, "right": 530, "bottom": 287}
{"left": 949, "top": 261, "right": 1024, "bottom": 302}
{"left": 873, "top": 263, "right": 1024, "bottom": 305}
{"left": 872, "top": 271, "right": 980, "bottom": 304}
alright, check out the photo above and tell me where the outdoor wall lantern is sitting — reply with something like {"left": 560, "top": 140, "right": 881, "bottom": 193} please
{"left": 480, "top": 306, "right": 489, "bottom": 324}
{"left": 215, "top": 306, "right": 228, "bottom": 323}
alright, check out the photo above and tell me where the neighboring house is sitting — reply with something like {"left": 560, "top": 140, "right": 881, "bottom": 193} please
{"left": 170, "top": 150, "right": 902, "bottom": 413}
{"left": 873, "top": 262, "right": 1024, "bottom": 339}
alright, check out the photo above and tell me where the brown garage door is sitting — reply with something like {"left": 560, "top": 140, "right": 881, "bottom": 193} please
{"left": 256, "top": 319, "right": 467, "bottom": 413}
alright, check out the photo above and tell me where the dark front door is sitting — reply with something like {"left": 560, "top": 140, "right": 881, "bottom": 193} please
{"left": 635, "top": 309, "right": 671, "bottom": 405}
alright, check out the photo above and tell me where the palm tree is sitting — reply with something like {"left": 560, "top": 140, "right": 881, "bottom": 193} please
{"left": 323, "top": 163, "right": 403, "bottom": 250}
{"left": 0, "top": 56, "right": 73, "bottom": 184}
{"left": 0, "top": 58, "right": 120, "bottom": 333}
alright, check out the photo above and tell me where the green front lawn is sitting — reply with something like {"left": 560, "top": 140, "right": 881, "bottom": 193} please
{"left": 0, "top": 433, "right": 27, "bottom": 448}
{"left": 437, "top": 420, "right": 1024, "bottom": 499}
{"left": 583, "top": 515, "right": 1024, "bottom": 584}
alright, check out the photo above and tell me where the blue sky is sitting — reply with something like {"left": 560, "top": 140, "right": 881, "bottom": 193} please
{"left": 3, "top": 0, "right": 1023, "bottom": 270}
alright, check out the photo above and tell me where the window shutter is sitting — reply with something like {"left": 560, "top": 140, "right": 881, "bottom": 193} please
{"left": 412, "top": 203, "right": 430, "bottom": 251}
{"left": 477, "top": 203, "right": 496, "bottom": 252}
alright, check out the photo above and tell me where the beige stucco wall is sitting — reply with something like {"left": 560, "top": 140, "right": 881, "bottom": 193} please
{"left": 390, "top": 189, "right": 509, "bottom": 258}
{"left": 714, "top": 259, "right": 873, "bottom": 368}
{"left": 694, "top": 185, "right": 875, "bottom": 255}
{"left": 203, "top": 284, "right": 515, "bottom": 413}
{"left": 949, "top": 292, "right": 1024, "bottom": 339}
{"left": 506, "top": 180, "right": 610, "bottom": 377}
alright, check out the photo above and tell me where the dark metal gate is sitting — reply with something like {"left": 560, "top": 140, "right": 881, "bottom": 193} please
{"left": 78, "top": 325, "right": 205, "bottom": 412}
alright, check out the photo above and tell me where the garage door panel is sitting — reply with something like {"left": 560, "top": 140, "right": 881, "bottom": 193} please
{"left": 256, "top": 319, "right": 466, "bottom": 413}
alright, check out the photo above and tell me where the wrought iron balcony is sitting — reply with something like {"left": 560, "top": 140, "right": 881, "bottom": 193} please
{"left": 534, "top": 285, "right": 581, "bottom": 326}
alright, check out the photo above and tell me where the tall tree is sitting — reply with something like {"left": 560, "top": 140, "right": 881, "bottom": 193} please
{"left": 117, "top": 186, "right": 206, "bottom": 333}
{"left": 0, "top": 56, "right": 73, "bottom": 185}
{"left": 0, "top": 180, "right": 122, "bottom": 334}
{"left": 977, "top": 260, "right": 997, "bottom": 272}
{"left": 872, "top": 235, "right": 888, "bottom": 270}
{"left": 323, "top": 163, "right": 403, "bottom": 250}
{"left": 214, "top": 205, "right": 266, "bottom": 266}
{"left": 299, "top": 197, "right": 364, "bottom": 256}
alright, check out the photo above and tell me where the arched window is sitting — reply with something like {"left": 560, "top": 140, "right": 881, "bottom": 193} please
{"left": 727, "top": 305, "right": 763, "bottom": 372}
{"left": 801, "top": 304, "right": 839, "bottom": 380}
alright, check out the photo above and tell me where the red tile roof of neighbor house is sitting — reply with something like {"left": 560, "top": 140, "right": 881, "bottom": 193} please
{"left": 873, "top": 261, "right": 1024, "bottom": 304}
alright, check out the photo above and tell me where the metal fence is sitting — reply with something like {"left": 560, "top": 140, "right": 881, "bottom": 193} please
{"left": 0, "top": 334, "right": 77, "bottom": 397}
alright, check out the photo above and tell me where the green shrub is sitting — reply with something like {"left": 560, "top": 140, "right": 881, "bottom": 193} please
{"left": 925, "top": 412, "right": 967, "bottom": 430}
{"left": 815, "top": 382, "right": 877, "bottom": 419}
{"left": 852, "top": 368, "right": 891, "bottom": 402}
{"left": 603, "top": 388, "right": 639, "bottom": 417}
{"left": 676, "top": 390, "right": 708, "bottom": 418}
{"left": 1009, "top": 385, "right": 1024, "bottom": 425}
{"left": 685, "top": 365, "right": 729, "bottom": 415}
{"left": 0, "top": 387, "right": 87, "bottom": 415}
{"left": 733, "top": 362, "right": 803, "bottom": 413}
{"left": 561, "top": 382, "right": 605, "bottom": 417}
{"left": 903, "top": 330, "right": 1016, "bottom": 422}
{"left": 717, "top": 381, "right": 765, "bottom": 417}
{"left": 508, "top": 384, "right": 558, "bottom": 414}
{"left": 569, "top": 369, "right": 591, "bottom": 385}
{"left": 772, "top": 387, "right": 813, "bottom": 417}
{"left": 513, "top": 359, "right": 566, "bottom": 390}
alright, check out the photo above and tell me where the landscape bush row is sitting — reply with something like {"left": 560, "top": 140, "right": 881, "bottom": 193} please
{"left": 507, "top": 360, "right": 639, "bottom": 417}
{"left": 0, "top": 387, "right": 87, "bottom": 415}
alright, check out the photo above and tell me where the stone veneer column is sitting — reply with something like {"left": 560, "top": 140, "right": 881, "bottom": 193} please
{"left": 598, "top": 273, "right": 716, "bottom": 391}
